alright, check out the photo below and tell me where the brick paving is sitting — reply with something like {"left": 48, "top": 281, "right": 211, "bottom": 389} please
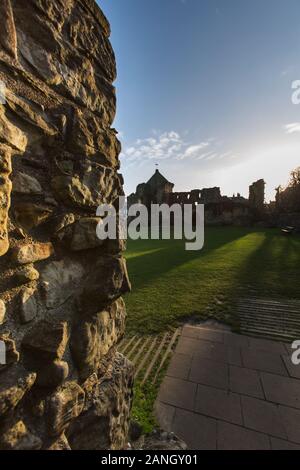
{"left": 155, "top": 324, "right": 300, "bottom": 450}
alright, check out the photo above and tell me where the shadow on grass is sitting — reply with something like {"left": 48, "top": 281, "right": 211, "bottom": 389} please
{"left": 124, "top": 227, "right": 300, "bottom": 335}
{"left": 235, "top": 231, "right": 300, "bottom": 299}
{"left": 126, "top": 227, "right": 255, "bottom": 292}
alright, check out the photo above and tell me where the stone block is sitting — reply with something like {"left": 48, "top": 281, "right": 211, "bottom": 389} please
{"left": 67, "top": 353, "right": 134, "bottom": 450}
{"left": 15, "top": 265, "right": 39, "bottom": 284}
{"left": 12, "top": 242, "right": 54, "bottom": 264}
{"left": 12, "top": 171, "right": 42, "bottom": 194}
{"left": 71, "top": 298, "right": 126, "bottom": 379}
{"left": 22, "top": 320, "right": 70, "bottom": 361}
{"left": 0, "top": 421, "right": 42, "bottom": 450}
{"left": 80, "top": 256, "right": 131, "bottom": 313}
{"left": 19, "top": 286, "right": 39, "bottom": 323}
{"left": 47, "top": 381, "right": 85, "bottom": 436}
{"left": 0, "top": 365, "right": 36, "bottom": 416}
{"left": 0, "top": 299, "right": 6, "bottom": 324}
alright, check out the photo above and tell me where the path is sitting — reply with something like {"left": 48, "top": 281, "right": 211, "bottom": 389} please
{"left": 155, "top": 324, "right": 300, "bottom": 450}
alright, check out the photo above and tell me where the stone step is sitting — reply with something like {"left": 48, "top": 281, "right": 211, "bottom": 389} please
{"left": 238, "top": 313, "right": 300, "bottom": 327}
{"left": 241, "top": 298, "right": 300, "bottom": 308}
{"left": 238, "top": 300, "right": 300, "bottom": 310}
{"left": 239, "top": 322, "right": 298, "bottom": 342}
{"left": 238, "top": 305, "right": 300, "bottom": 318}
{"left": 152, "top": 329, "right": 181, "bottom": 384}
{"left": 237, "top": 297, "right": 300, "bottom": 342}
{"left": 141, "top": 333, "right": 169, "bottom": 386}
{"left": 119, "top": 328, "right": 181, "bottom": 386}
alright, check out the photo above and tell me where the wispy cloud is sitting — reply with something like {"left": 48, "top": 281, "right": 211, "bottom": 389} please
{"left": 121, "top": 131, "right": 236, "bottom": 166}
{"left": 284, "top": 123, "right": 300, "bottom": 134}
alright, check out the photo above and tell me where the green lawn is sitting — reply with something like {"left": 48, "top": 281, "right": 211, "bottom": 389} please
{"left": 125, "top": 227, "right": 300, "bottom": 335}
{"left": 125, "top": 227, "right": 300, "bottom": 433}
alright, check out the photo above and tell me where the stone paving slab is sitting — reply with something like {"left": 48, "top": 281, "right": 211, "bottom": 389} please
{"left": 189, "top": 356, "right": 229, "bottom": 390}
{"left": 217, "top": 421, "right": 271, "bottom": 450}
{"left": 229, "top": 365, "right": 264, "bottom": 399}
{"left": 172, "top": 408, "right": 217, "bottom": 450}
{"left": 156, "top": 324, "right": 300, "bottom": 450}
{"left": 241, "top": 348, "right": 287, "bottom": 376}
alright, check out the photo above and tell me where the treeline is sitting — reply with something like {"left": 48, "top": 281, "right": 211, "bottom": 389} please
{"left": 276, "top": 167, "right": 300, "bottom": 213}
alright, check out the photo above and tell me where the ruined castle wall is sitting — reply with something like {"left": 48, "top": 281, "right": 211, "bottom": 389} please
{"left": 249, "top": 179, "right": 265, "bottom": 209}
{"left": 0, "top": 0, "right": 133, "bottom": 450}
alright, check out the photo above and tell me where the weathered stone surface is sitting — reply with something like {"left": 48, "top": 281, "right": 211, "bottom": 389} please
{"left": 70, "top": 217, "right": 104, "bottom": 251}
{"left": 0, "top": 421, "right": 42, "bottom": 450}
{"left": 68, "top": 109, "right": 121, "bottom": 168}
{"left": 41, "top": 259, "right": 85, "bottom": 309}
{"left": 47, "top": 382, "right": 85, "bottom": 436}
{"left": 4, "top": 87, "right": 58, "bottom": 138}
{"left": 12, "top": 242, "right": 54, "bottom": 264}
{"left": 22, "top": 321, "right": 70, "bottom": 361}
{"left": 15, "top": 265, "right": 39, "bottom": 284}
{"left": 0, "top": 106, "right": 27, "bottom": 152}
{"left": 0, "top": 0, "right": 17, "bottom": 60}
{"left": 0, "top": 145, "right": 12, "bottom": 256}
{"left": 35, "top": 360, "right": 69, "bottom": 389}
{"left": 12, "top": 172, "right": 42, "bottom": 194}
{"left": 68, "top": 353, "right": 134, "bottom": 450}
{"left": 81, "top": 256, "right": 131, "bottom": 313}
{"left": 19, "top": 286, "right": 39, "bottom": 323}
{"left": 71, "top": 298, "right": 126, "bottom": 379}
{"left": 0, "top": 299, "right": 6, "bottom": 325}
{"left": 0, "top": 0, "right": 132, "bottom": 451}
{"left": 0, "top": 365, "right": 36, "bottom": 416}
{"left": 52, "top": 166, "right": 123, "bottom": 209}
{"left": 143, "top": 430, "right": 187, "bottom": 451}
{"left": 45, "top": 433, "right": 71, "bottom": 450}
{"left": 13, "top": 202, "right": 53, "bottom": 231}
{"left": 13, "top": 4, "right": 116, "bottom": 123}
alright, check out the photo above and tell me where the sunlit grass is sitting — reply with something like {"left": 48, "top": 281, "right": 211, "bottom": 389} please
{"left": 124, "top": 227, "right": 300, "bottom": 335}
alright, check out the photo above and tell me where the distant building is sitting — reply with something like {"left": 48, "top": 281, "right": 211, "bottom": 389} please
{"left": 127, "top": 169, "right": 174, "bottom": 207}
{"left": 128, "top": 169, "right": 265, "bottom": 226}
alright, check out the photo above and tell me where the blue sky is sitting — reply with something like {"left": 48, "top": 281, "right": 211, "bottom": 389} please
{"left": 99, "top": 0, "right": 300, "bottom": 200}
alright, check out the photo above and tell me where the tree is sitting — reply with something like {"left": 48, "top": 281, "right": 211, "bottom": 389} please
{"left": 276, "top": 167, "right": 300, "bottom": 213}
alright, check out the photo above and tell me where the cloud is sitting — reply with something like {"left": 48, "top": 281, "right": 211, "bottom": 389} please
{"left": 284, "top": 123, "right": 300, "bottom": 134}
{"left": 121, "top": 131, "right": 184, "bottom": 163}
{"left": 180, "top": 142, "right": 210, "bottom": 159}
{"left": 121, "top": 131, "right": 235, "bottom": 167}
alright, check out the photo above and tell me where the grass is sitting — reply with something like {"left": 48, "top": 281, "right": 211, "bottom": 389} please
{"left": 124, "top": 227, "right": 300, "bottom": 335}
{"left": 131, "top": 366, "right": 168, "bottom": 435}
{"left": 124, "top": 227, "right": 300, "bottom": 432}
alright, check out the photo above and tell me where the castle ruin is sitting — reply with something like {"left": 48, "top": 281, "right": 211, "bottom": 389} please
{"left": 128, "top": 170, "right": 266, "bottom": 226}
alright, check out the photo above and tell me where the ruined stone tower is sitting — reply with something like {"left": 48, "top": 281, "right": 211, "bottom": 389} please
{"left": 0, "top": 0, "right": 133, "bottom": 450}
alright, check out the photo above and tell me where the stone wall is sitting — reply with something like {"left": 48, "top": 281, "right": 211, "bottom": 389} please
{"left": 0, "top": 0, "right": 133, "bottom": 450}
{"left": 249, "top": 179, "right": 265, "bottom": 210}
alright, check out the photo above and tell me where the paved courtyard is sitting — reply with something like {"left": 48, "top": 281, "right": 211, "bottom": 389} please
{"left": 155, "top": 324, "right": 300, "bottom": 450}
